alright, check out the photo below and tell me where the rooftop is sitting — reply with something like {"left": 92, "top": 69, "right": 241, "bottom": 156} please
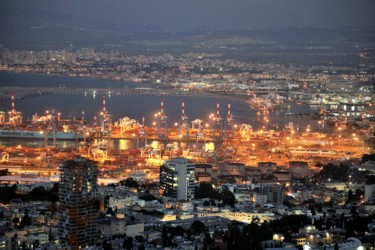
{"left": 168, "top": 158, "right": 189, "bottom": 164}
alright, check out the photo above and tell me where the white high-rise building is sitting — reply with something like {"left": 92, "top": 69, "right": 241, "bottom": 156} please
{"left": 160, "top": 158, "right": 196, "bottom": 200}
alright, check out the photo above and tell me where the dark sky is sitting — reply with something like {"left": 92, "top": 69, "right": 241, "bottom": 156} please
{"left": 1, "top": 0, "right": 375, "bottom": 31}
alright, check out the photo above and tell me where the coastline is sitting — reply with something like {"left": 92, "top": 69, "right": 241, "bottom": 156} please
{"left": 0, "top": 70, "right": 312, "bottom": 127}
{"left": 0, "top": 70, "right": 254, "bottom": 107}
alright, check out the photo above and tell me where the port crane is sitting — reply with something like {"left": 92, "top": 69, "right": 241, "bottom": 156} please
{"left": 43, "top": 111, "right": 57, "bottom": 148}
{"left": 157, "top": 98, "right": 168, "bottom": 139}
{"left": 178, "top": 97, "right": 190, "bottom": 139}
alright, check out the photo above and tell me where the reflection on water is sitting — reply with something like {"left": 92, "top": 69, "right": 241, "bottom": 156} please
{"left": 116, "top": 139, "right": 136, "bottom": 151}
{"left": 0, "top": 72, "right": 330, "bottom": 150}
{"left": 101, "top": 139, "right": 216, "bottom": 151}
{"left": 0, "top": 137, "right": 216, "bottom": 151}
{"left": 0, "top": 139, "right": 78, "bottom": 148}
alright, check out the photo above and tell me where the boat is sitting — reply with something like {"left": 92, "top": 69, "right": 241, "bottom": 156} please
{"left": 0, "top": 112, "right": 89, "bottom": 141}
{"left": 0, "top": 92, "right": 93, "bottom": 141}
{"left": 0, "top": 129, "right": 84, "bottom": 140}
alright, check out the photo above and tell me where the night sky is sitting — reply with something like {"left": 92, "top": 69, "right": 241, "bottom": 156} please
{"left": 1, "top": 0, "right": 374, "bottom": 31}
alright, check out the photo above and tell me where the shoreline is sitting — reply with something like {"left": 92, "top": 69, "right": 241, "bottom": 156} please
{"left": 0, "top": 71, "right": 313, "bottom": 128}
{"left": 0, "top": 70, "right": 255, "bottom": 106}
{"left": 0, "top": 70, "right": 313, "bottom": 122}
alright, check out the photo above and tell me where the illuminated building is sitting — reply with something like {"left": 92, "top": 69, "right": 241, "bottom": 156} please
{"left": 58, "top": 156, "right": 100, "bottom": 249}
{"left": 159, "top": 158, "right": 196, "bottom": 200}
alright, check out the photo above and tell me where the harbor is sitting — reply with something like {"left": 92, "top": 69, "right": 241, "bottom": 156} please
{"left": 0, "top": 90, "right": 371, "bottom": 186}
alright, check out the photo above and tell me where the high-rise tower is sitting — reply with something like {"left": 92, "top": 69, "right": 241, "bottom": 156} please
{"left": 160, "top": 158, "right": 196, "bottom": 200}
{"left": 58, "top": 156, "right": 100, "bottom": 249}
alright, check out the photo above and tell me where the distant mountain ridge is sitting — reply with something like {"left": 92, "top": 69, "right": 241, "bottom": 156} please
{"left": 1, "top": 0, "right": 374, "bottom": 50}
{"left": 1, "top": 24, "right": 374, "bottom": 51}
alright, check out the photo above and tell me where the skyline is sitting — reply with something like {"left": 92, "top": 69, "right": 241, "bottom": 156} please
{"left": 0, "top": 1, "right": 375, "bottom": 250}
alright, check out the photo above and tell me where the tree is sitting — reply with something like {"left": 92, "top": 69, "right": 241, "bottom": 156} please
{"left": 121, "top": 178, "right": 139, "bottom": 189}
{"left": 122, "top": 237, "right": 133, "bottom": 250}
{"left": 191, "top": 220, "right": 206, "bottom": 235}
{"left": 20, "top": 210, "right": 32, "bottom": 228}
{"left": 308, "top": 204, "right": 316, "bottom": 216}
{"left": 0, "top": 169, "right": 9, "bottom": 177}
{"left": 347, "top": 189, "right": 354, "bottom": 203}
{"left": 162, "top": 225, "right": 168, "bottom": 247}
{"left": 47, "top": 182, "right": 59, "bottom": 203}
{"left": 163, "top": 188, "right": 173, "bottom": 197}
{"left": 203, "top": 199, "right": 216, "bottom": 207}
{"left": 106, "top": 207, "right": 115, "bottom": 216}
{"left": 283, "top": 199, "right": 294, "bottom": 208}
{"left": 49, "top": 227, "right": 53, "bottom": 242}
{"left": 170, "top": 226, "right": 185, "bottom": 237}
{"left": 221, "top": 187, "right": 236, "bottom": 207}
{"left": 318, "top": 163, "right": 349, "bottom": 182}
{"left": 138, "top": 244, "right": 145, "bottom": 250}
{"left": 355, "top": 189, "right": 364, "bottom": 202}
{"left": 362, "top": 153, "right": 375, "bottom": 163}
{"left": 32, "top": 240, "right": 40, "bottom": 249}
{"left": 103, "top": 239, "right": 112, "bottom": 250}
{"left": 203, "top": 232, "right": 213, "bottom": 250}
{"left": 350, "top": 206, "right": 358, "bottom": 217}
{"left": 0, "top": 184, "right": 19, "bottom": 203}
{"left": 10, "top": 184, "right": 17, "bottom": 193}
{"left": 195, "top": 182, "right": 221, "bottom": 199}
{"left": 161, "top": 225, "right": 172, "bottom": 247}
{"left": 12, "top": 217, "right": 20, "bottom": 227}
{"left": 334, "top": 242, "right": 339, "bottom": 250}
{"left": 28, "top": 186, "right": 48, "bottom": 201}
{"left": 269, "top": 215, "right": 312, "bottom": 236}
{"left": 140, "top": 193, "right": 157, "bottom": 201}
{"left": 135, "top": 235, "right": 144, "bottom": 242}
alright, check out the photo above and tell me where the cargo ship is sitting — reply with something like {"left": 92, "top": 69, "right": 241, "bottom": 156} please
{"left": 0, "top": 111, "right": 89, "bottom": 141}
{"left": 0, "top": 93, "right": 96, "bottom": 141}
{"left": 0, "top": 129, "right": 84, "bottom": 140}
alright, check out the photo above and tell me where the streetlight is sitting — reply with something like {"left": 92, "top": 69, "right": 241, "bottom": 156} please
{"left": 40, "top": 130, "right": 48, "bottom": 147}
{"left": 174, "top": 122, "right": 179, "bottom": 135}
{"left": 306, "top": 124, "right": 311, "bottom": 132}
